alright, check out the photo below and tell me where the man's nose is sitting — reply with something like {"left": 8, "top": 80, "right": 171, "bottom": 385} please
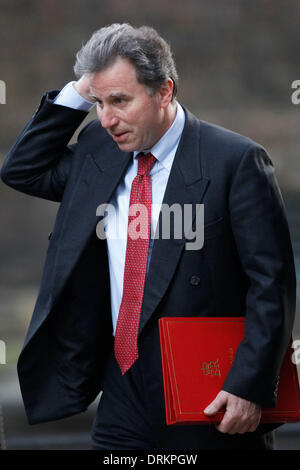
{"left": 98, "top": 107, "right": 119, "bottom": 129}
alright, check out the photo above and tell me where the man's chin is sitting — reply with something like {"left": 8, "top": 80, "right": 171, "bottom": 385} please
{"left": 115, "top": 141, "right": 137, "bottom": 153}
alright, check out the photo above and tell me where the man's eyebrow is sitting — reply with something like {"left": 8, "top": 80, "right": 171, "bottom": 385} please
{"left": 88, "top": 92, "right": 128, "bottom": 101}
{"left": 109, "top": 92, "right": 128, "bottom": 99}
{"left": 89, "top": 92, "right": 101, "bottom": 102}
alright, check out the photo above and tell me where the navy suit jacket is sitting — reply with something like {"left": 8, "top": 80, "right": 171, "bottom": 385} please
{"left": 0, "top": 90, "right": 296, "bottom": 425}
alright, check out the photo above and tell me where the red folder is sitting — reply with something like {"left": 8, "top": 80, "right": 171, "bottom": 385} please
{"left": 159, "top": 317, "right": 300, "bottom": 425}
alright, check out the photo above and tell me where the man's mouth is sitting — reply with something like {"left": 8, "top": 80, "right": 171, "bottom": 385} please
{"left": 111, "top": 131, "right": 130, "bottom": 143}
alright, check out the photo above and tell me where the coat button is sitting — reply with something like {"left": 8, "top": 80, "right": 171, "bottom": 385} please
{"left": 48, "top": 231, "right": 53, "bottom": 240}
{"left": 190, "top": 275, "right": 201, "bottom": 286}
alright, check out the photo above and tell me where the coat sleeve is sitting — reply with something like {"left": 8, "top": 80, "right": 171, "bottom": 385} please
{"left": 221, "top": 144, "right": 296, "bottom": 407}
{"left": 0, "top": 90, "right": 90, "bottom": 202}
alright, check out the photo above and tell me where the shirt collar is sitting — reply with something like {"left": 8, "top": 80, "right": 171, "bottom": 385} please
{"left": 133, "top": 102, "right": 185, "bottom": 172}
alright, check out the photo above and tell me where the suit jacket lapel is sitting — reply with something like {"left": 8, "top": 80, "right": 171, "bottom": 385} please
{"left": 139, "top": 108, "right": 210, "bottom": 333}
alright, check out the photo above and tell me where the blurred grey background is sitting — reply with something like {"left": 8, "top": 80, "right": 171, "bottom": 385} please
{"left": 0, "top": 0, "right": 299, "bottom": 450}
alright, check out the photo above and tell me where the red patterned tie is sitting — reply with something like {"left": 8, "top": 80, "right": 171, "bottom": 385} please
{"left": 114, "top": 152, "right": 156, "bottom": 375}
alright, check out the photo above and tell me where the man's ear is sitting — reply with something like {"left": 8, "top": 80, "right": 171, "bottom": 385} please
{"left": 159, "top": 78, "right": 174, "bottom": 108}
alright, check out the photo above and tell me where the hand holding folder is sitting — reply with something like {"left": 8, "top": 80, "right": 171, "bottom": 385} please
{"left": 203, "top": 389, "right": 262, "bottom": 433}
{"left": 159, "top": 317, "right": 300, "bottom": 425}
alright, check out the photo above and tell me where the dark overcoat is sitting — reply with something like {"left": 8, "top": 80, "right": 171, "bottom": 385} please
{"left": 1, "top": 91, "right": 296, "bottom": 426}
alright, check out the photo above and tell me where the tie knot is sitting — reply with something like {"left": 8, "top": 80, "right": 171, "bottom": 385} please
{"left": 137, "top": 152, "right": 156, "bottom": 176}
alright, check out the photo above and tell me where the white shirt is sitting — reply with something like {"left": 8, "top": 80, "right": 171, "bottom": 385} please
{"left": 54, "top": 82, "right": 185, "bottom": 334}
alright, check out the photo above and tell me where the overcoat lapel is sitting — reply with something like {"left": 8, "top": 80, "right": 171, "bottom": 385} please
{"left": 52, "top": 138, "right": 132, "bottom": 303}
{"left": 139, "top": 109, "right": 210, "bottom": 333}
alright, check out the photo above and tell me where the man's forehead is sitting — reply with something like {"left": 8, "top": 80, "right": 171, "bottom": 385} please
{"left": 90, "top": 58, "right": 137, "bottom": 81}
{"left": 89, "top": 69, "right": 147, "bottom": 100}
{"left": 89, "top": 60, "right": 139, "bottom": 92}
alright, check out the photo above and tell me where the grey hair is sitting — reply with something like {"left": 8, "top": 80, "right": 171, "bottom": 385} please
{"left": 74, "top": 23, "right": 178, "bottom": 100}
